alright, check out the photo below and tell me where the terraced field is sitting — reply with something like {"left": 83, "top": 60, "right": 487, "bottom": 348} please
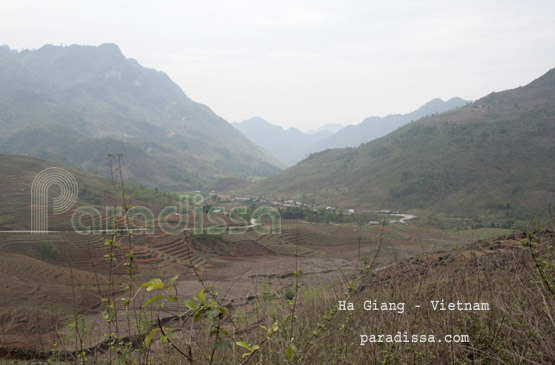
{"left": 0, "top": 231, "right": 170, "bottom": 278}
{"left": 1, "top": 217, "right": 501, "bottom": 282}
{"left": 0, "top": 169, "right": 30, "bottom": 230}
{"left": 255, "top": 231, "right": 322, "bottom": 257}
{"left": 0, "top": 252, "right": 104, "bottom": 286}
{"left": 1, "top": 155, "right": 524, "bottom": 357}
{"left": 285, "top": 221, "right": 406, "bottom": 245}
{"left": 218, "top": 220, "right": 498, "bottom": 260}
{"left": 146, "top": 231, "right": 205, "bottom": 267}
{"left": 0, "top": 165, "right": 84, "bottom": 231}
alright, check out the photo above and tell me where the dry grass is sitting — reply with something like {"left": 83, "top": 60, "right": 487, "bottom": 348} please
{"left": 1, "top": 229, "right": 553, "bottom": 364}
{"left": 133, "top": 230, "right": 555, "bottom": 364}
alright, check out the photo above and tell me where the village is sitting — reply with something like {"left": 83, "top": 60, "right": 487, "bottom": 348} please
{"left": 203, "top": 192, "right": 417, "bottom": 225}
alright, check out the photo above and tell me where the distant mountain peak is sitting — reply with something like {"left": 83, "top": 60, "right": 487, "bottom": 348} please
{"left": 303, "top": 97, "right": 469, "bottom": 155}
{"left": 98, "top": 42, "right": 123, "bottom": 53}
{"left": 233, "top": 117, "right": 334, "bottom": 166}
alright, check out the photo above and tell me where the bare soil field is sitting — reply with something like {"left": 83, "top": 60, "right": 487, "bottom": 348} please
{"left": 0, "top": 216, "right": 510, "bottom": 355}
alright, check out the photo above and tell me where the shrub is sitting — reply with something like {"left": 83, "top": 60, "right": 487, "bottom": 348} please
{"left": 37, "top": 240, "right": 59, "bottom": 260}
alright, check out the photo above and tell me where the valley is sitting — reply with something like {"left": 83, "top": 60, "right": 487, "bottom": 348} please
{"left": 0, "top": 39, "right": 553, "bottom": 363}
{"left": 0, "top": 154, "right": 521, "bottom": 357}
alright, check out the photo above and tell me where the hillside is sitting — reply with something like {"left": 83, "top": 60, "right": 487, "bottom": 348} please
{"left": 0, "top": 154, "right": 174, "bottom": 231}
{"left": 1, "top": 158, "right": 553, "bottom": 363}
{"left": 249, "top": 69, "right": 555, "bottom": 219}
{"left": 232, "top": 117, "right": 333, "bottom": 165}
{"left": 0, "top": 44, "right": 283, "bottom": 190}
{"left": 303, "top": 97, "right": 469, "bottom": 155}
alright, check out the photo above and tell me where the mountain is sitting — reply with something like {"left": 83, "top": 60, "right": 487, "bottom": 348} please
{"left": 248, "top": 69, "right": 555, "bottom": 219}
{"left": 234, "top": 99, "right": 467, "bottom": 166}
{"left": 232, "top": 117, "right": 333, "bottom": 165}
{"left": 0, "top": 44, "right": 283, "bottom": 190}
{"left": 303, "top": 97, "right": 469, "bottom": 155}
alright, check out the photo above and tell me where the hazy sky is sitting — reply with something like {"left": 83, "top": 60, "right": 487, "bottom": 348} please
{"left": 2, "top": 0, "right": 555, "bottom": 131}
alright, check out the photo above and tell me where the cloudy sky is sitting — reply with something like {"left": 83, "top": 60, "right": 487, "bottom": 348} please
{"left": 2, "top": 0, "right": 555, "bottom": 131}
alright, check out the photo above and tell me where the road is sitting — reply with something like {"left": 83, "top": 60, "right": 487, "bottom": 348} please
{"left": 390, "top": 214, "right": 416, "bottom": 224}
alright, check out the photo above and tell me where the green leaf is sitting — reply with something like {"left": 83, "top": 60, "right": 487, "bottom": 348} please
{"left": 184, "top": 300, "right": 197, "bottom": 311}
{"left": 168, "top": 295, "right": 177, "bottom": 303}
{"left": 144, "top": 328, "right": 158, "bottom": 347}
{"left": 194, "top": 313, "right": 202, "bottom": 322}
{"left": 286, "top": 344, "right": 297, "bottom": 360}
{"left": 144, "top": 295, "right": 166, "bottom": 306}
{"left": 199, "top": 289, "right": 206, "bottom": 303}
{"left": 206, "top": 308, "right": 221, "bottom": 319}
{"left": 169, "top": 274, "right": 179, "bottom": 289}
{"left": 236, "top": 341, "right": 251, "bottom": 350}
{"left": 141, "top": 279, "right": 164, "bottom": 292}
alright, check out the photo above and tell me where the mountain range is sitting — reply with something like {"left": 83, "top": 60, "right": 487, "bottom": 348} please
{"left": 234, "top": 98, "right": 468, "bottom": 165}
{"left": 232, "top": 117, "right": 334, "bottom": 165}
{"left": 303, "top": 97, "right": 469, "bottom": 155}
{"left": 247, "top": 68, "right": 555, "bottom": 219}
{"left": 1, "top": 42, "right": 552, "bottom": 221}
{"left": 0, "top": 44, "right": 283, "bottom": 190}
